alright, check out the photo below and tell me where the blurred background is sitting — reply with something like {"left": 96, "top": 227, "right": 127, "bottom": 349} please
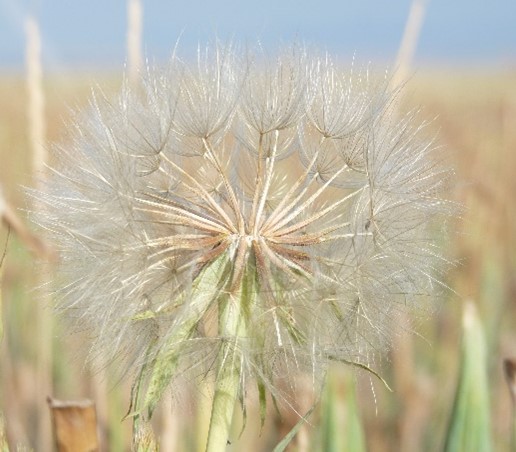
{"left": 0, "top": 0, "right": 515, "bottom": 450}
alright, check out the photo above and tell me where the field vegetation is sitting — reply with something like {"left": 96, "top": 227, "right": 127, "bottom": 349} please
{"left": 0, "top": 68, "right": 515, "bottom": 451}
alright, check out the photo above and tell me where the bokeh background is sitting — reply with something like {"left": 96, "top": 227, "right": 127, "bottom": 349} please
{"left": 0, "top": 0, "right": 515, "bottom": 450}
{"left": 1, "top": 0, "right": 515, "bottom": 68}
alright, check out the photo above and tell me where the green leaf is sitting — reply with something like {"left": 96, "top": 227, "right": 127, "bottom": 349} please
{"left": 131, "top": 310, "right": 156, "bottom": 321}
{"left": 272, "top": 405, "right": 315, "bottom": 452}
{"left": 326, "top": 355, "right": 393, "bottom": 392}
{"left": 141, "top": 252, "right": 232, "bottom": 418}
{"left": 124, "top": 358, "right": 149, "bottom": 421}
{"left": 444, "top": 301, "right": 492, "bottom": 452}
{"left": 258, "top": 379, "right": 267, "bottom": 431}
{"left": 281, "top": 310, "right": 306, "bottom": 346}
{"left": 319, "top": 370, "right": 366, "bottom": 452}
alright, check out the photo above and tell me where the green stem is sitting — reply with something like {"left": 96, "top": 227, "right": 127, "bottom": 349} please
{"left": 205, "top": 293, "right": 246, "bottom": 452}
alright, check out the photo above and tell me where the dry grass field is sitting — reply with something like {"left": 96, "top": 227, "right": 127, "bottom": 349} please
{"left": 0, "top": 68, "right": 515, "bottom": 451}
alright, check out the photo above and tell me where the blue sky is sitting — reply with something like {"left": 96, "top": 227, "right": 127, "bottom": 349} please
{"left": 0, "top": 0, "right": 515, "bottom": 71}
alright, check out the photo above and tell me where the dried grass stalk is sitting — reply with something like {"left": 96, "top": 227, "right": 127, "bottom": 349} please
{"left": 48, "top": 398, "right": 99, "bottom": 452}
{"left": 392, "top": 0, "right": 428, "bottom": 88}
{"left": 26, "top": 15, "right": 53, "bottom": 452}
{"left": 0, "top": 186, "right": 52, "bottom": 260}
{"left": 25, "top": 16, "right": 47, "bottom": 177}
{"left": 127, "top": 0, "right": 143, "bottom": 86}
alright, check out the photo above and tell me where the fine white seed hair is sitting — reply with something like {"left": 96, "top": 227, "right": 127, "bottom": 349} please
{"left": 29, "top": 42, "right": 453, "bottom": 408}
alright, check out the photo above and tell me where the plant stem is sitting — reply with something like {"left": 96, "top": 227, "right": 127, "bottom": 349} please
{"left": 205, "top": 292, "right": 246, "bottom": 452}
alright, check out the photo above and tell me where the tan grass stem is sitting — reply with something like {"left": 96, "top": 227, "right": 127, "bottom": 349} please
{"left": 159, "top": 397, "right": 178, "bottom": 452}
{"left": 0, "top": 187, "right": 53, "bottom": 260}
{"left": 47, "top": 398, "right": 99, "bottom": 451}
{"left": 26, "top": 15, "right": 53, "bottom": 452}
{"left": 127, "top": 0, "right": 143, "bottom": 87}
{"left": 392, "top": 0, "right": 428, "bottom": 88}
{"left": 389, "top": 4, "right": 430, "bottom": 450}
{"left": 25, "top": 17, "right": 47, "bottom": 177}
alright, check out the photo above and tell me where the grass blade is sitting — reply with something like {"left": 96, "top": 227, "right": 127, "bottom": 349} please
{"left": 272, "top": 405, "right": 315, "bottom": 452}
{"left": 319, "top": 369, "right": 366, "bottom": 452}
{"left": 444, "top": 301, "right": 492, "bottom": 452}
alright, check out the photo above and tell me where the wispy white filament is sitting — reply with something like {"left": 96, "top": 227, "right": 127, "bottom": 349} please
{"left": 30, "top": 43, "right": 452, "bottom": 411}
